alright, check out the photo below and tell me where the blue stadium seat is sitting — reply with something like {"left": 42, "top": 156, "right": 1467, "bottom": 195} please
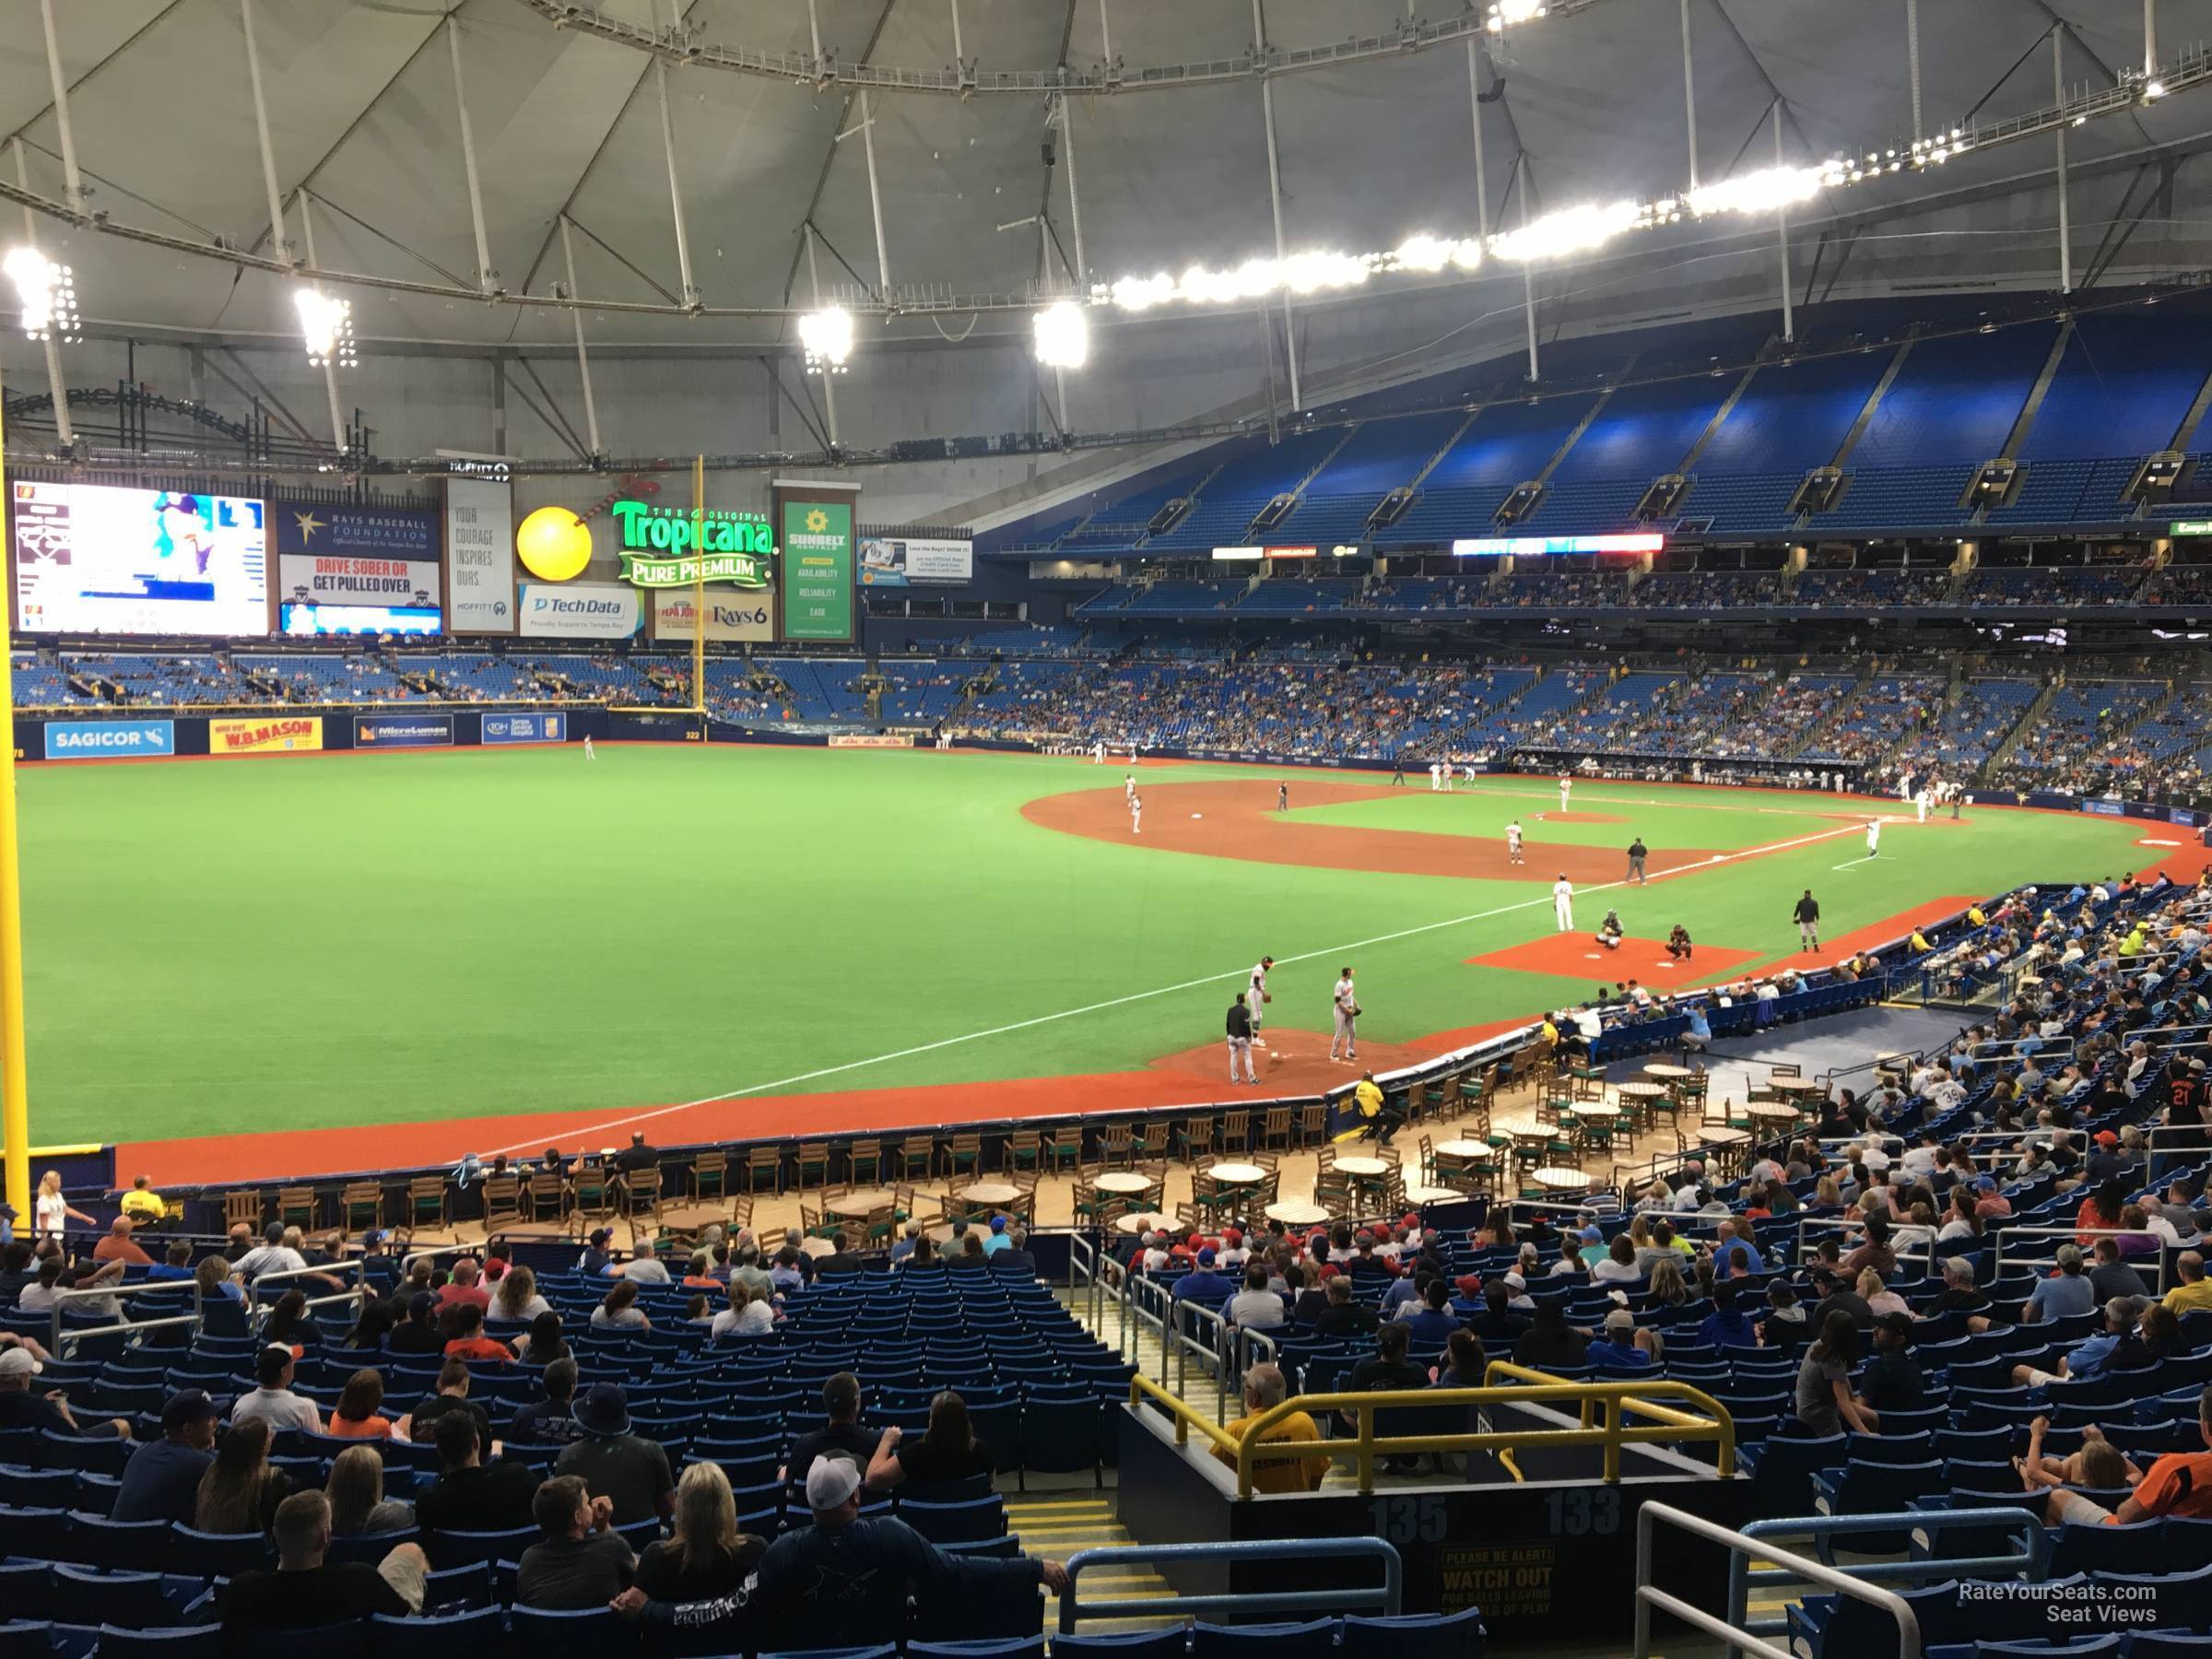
{"left": 1190, "top": 1620, "right": 1340, "bottom": 1659}
{"left": 93, "top": 1628, "right": 225, "bottom": 1658}
{"left": 0, "top": 1629, "right": 53, "bottom": 1659}
{"left": 1044, "top": 1632, "right": 1187, "bottom": 1659}
{"left": 1339, "top": 1607, "right": 1488, "bottom": 1658}
{"left": 508, "top": 1606, "right": 630, "bottom": 1644}
{"left": 909, "top": 1641, "right": 1047, "bottom": 1659}
{"left": 48, "top": 1567, "right": 207, "bottom": 1631}
{"left": 369, "top": 1606, "right": 502, "bottom": 1657}
{"left": 900, "top": 1496, "right": 1006, "bottom": 1544}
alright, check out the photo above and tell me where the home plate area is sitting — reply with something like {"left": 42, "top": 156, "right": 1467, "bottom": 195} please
{"left": 1465, "top": 933, "right": 1764, "bottom": 982}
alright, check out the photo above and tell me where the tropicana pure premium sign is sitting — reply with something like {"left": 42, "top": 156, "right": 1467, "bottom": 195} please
{"left": 612, "top": 500, "right": 776, "bottom": 589}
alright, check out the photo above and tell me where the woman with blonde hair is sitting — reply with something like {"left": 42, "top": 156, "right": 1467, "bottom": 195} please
{"left": 33, "top": 1170, "right": 92, "bottom": 1245}
{"left": 1860, "top": 1266, "right": 1908, "bottom": 1319}
{"left": 1813, "top": 1175, "right": 1842, "bottom": 1209}
{"left": 326, "top": 1443, "right": 412, "bottom": 1535}
{"left": 492, "top": 1263, "right": 549, "bottom": 1322}
{"left": 194, "top": 1253, "right": 244, "bottom": 1307}
{"left": 194, "top": 1418, "right": 290, "bottom": 1534}
{"left": 1645, "top": 1254, "right": 1689, "bottom": 1306}
{"left": 634, "top": 1461, "right": 768, "bottom": 1600}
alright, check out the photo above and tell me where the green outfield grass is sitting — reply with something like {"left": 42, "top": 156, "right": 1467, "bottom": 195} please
{"left": 16, "top": 747, "right": 2157, "bottom": 1144}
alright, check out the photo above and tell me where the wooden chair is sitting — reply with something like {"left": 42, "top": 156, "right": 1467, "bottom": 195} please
{"left": 224, "top": 1190, "right": 264, "bottom": 1234}
{"left": 620, "top": 1167, "right": 665, "bottom": 1226}
{"left": 1070, "top": 1175, "right": 1111, "bottom": 1230}
{"left": 688, "top": 1151, "right": 728, "bottom": 1204}
{"left": 406, "top": 1176, "right": 448, "bottom": 1232}
{"left": 847, "top": 1139, "right": 884, "bottom": 1188}
{"left": 1189, "top": 1171, "right": 1223, "bottom": 1225}
{"left": 940, "top": 1132, "right": 984, "bottom": 1182}
{"left": 480, "top": 1175, "right": 524, "bottom": 1231}
{"left": 524, "top": 1173, "right": 569, "bottom": 1230}
{"left": 1295, "top": 1102, "right": 1327, "bottom": 1148}
{"left": 863, "top": 1203, "right": 900, "bottom": 1253}
{"left": 570, "top": 1162, "right": 616, "bottom": 1221}
{"left": 897, "top": 1137, "right": 935, "bottom": 1183}
{"left": 744, "top": 1146, "right": 783, "bottom": 1197}
{"left": 1175, "top": 1116, "right": 1216, "bottom": 1163}
{"left": 340, "top": 1182, "right": 383, "bottom": 1235}
{"left": 798, "top": 1199, "right": 832, "bottom": 1241}
{"left": 1219, "top": 1111, "right": 1251, "bottom": 1156}
{"left": 1400, "top": 1080, "right": 1430, "bottom": 1126}
{"left": 794, "top": 1143, "right": 832, "bottom": 1192}
{"left": 274, "top": 1186, "right": 318, "bottom": 1233}
{"left": 1769, "top": 1061, "right": 1801, "bottom": 1079}
{"left": 1006, "top": 1171, "right": 1041, "bottom": 1226}
{"left": 1098, "top": 1124, "right": 1134, "bottom": 1170}
{"left": 728, "top": 1192, "right": 755, "bottom": 1233}
{"left": 1258, "top": 1107, "right": 1292, "bottom": 1152}
{"left": 1136, "top": 1121, "right": 1170, "bottom": 1162}
{"left": 1313, "top": 1167, "right": 1353, "bottom": 1216}
{"left": 1041, "top": 1127, "right": 1083, "bottom": 1174}
{"left": 1006, "top": 1130, "right": 1043, "bottom": 1177}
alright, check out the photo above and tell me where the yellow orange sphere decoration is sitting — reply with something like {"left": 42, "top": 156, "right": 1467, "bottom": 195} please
{"left": 515, "top": 507, "right": 593, "bottom": 582}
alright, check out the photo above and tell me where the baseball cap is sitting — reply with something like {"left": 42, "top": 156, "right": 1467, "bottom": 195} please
{"left": 589, "top": 1227, "right": 614, "bottom": 1246}
{"left": 1501, "top": 1270, "right": 1525, "bottom": 1290}
{"left": 990, "top": 1216, "right": 1006, "bottom": 1233}
{"left": 1197, "top": 1248, "right": 1217, "bottom": 1265}
{"left": 161, "top": 1388, "right": 218, "bottom": 1431}
{"left": 1975, "top": 1175, "right": 1997, "bottom": 1192}
{"left": 1874, "top": 1312, "right": 1913, "bottom": 1337}
{"left": 0, "top": 1347, "right": 41, "bottom": 1378}
{"left": 1604, "top": 1309, "right": 1635, "bottom": 1334}
{"left": 806, "top": 1453, "right": 863, "bottom": 1511}
{"left": 1580, "top": 1226, "right": 1603, "bottom": 1244}
{"left": 1224, "top": 1229, "right": 1242, "bottom": 1245}
{"left": 2094, "top": 1130, "right": 2119, "bottom": 1148}
{"left": 254, "top": 1345, "right": 292, "bottom": 1386}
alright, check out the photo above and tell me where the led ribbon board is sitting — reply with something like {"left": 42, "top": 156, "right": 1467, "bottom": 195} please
{"left": 1450, "top": 533, "right": 1665, "bottom": 556}
{"left": 612, "top": 501, "right": 776, "bottom": 588}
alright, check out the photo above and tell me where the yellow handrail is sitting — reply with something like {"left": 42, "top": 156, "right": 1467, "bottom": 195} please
{"left": 1132, "top": 1363, "right": 1735, "bottom": 1498}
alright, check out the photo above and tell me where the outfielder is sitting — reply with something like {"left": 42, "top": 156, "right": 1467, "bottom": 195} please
{"left": 1129, "top": 793, "right": 1142, "bottom": 835}
{"left": 1553, "top": 873, "right": 1575, "bottom": 933}
{"left": 583, "top": 735, "right": 596, "bottom": 760}
{"left": 1248, "top": 956, "right": 1274, "bottom": 1048}
{"left": 1794, "top": 888, "right": 1821, "bottom": 952}
{"left": 1506, "top": 819, "right": 1524, "bottom": 865}
{"left": 1226, "top": 993, "right": 1258, "bottom": 1084}
{"left": 1330, "top": 966, "right": 1359, "bottom": 1063}
{"left": 1865, "top": 818, "right": 1881, "bottom": 859}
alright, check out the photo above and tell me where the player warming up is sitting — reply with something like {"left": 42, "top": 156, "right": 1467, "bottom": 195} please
{"left": 1506, "top": 819, "right": 1524, "bottom": 865}
{"left": 1552, "top": 873, "right": 1575, "bottom": 934}
{"left": 1128, "top": 792, "right": 1142, "bottom": 835}
{"left": 1330, "top": 966, "right": 1359, "bottom": 1063}
{"left": 1226, "top": 993, "right": 1258, "bottom": 1085}
{"left": 1794, "top": 888, "right": 1821, "bottom": 952}
{"left": 1248, "top": 956, "right": 1274, "bottom": 1048}
{"left": 1558, "top": 774, "right": 1573, "bottom": 812}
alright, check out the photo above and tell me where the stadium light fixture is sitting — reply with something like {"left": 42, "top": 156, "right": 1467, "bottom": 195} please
{"left": 294, "top": 288, "right": 356, "bottom": 370}
{"left": 1487, "top": 0, "right": 1548, "bottom": 31}
{"left": 1033, "top": 300, "right": 1089, "bottom": 369}
{"left": 1489, "top": 198, "right": 1645, "bottom": 263}
{"left": 799, "top": 305, "right": 853, "bottom": 372}
{"left": 4, "top": 247, "right": 76, "bottom": 342}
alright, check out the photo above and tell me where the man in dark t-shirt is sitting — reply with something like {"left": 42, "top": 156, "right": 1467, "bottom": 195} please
{"left": 1856, "top": 1314, "right": 1924, "bottom": 1418}
{"left": 415, "top": 1409, "right": 541, "bottom": 1534}
{"left": 221, "top": 1491, "right": 425, "bottom": 1630}
{"left": 784, "top": 1371, "right": 882, "bottom": 1491}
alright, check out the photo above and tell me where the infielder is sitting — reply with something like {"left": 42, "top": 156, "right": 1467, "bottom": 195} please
{"left": 1248, "top": 955, "right": 1274, "bottom": 1048}
{"left": 1794, "top": 888, "right": 1821, "bottom": 951}
{"left": 1129, "top": 793, "right": 1142, "bottom": 835}
{"left": 1553, "top": 873, "right": 1575, "bottom": 933}
{"left": 1125, "top": 771, "right": 1136, "bottom": 802}
{"left": 1226, "top": 993, "right": 1257, "bottom": 1084}
{"left": 1865, "top": 818, "right": 1881, "bottom": 859}
{"left": 1558, "top": 774, "right": 1573, "bottom": 812}
{"left": 1277, "top": 782, "right": 1289, "bottom": 812}
{"left": 1626, "top": 836, "right": 1649, "bottom": 885}
{"left": 1506, "top": 819, "right": 1524, "bottom": 865}
{"left": 1329, "top": 966, "right": 1359, "bottom": 1063}
{"left": 1429, "top": 759, "right": 1442, "bottom": 793}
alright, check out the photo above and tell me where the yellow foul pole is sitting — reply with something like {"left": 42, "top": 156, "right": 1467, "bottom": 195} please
{"left": 0, "top": 393, "right": 29, "bottom": 1221}
{"left": 691, "top": 453, "right": 706, "bottom": 715}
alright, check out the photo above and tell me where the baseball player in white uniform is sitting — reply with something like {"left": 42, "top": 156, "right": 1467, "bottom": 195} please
{"left": 1915, "top": 788, "right": 1931, "bottom": 823}
{"left": 1124, "top": 772, "right": 1135, "bottom": 802}
{"left": 1865, "top": 818, "right": 1881, "bottom": 859}
{"left": 1552, "top": 874, "right": 1575, "bottom": 933}
{"left": 1129, "top": 793, "right": 1142, "bottom": 834}
{"left": 1506, "top": 820, "right": 1524, "bottom": 865}
{"left": 1248, "top": 956, "right": 1274, "bottom": 1047}
{"left": 583, "top": 735, "right": 595, "bottom": 760}
{"left": 1558, "top": 775, "right": 1572, "bottom": 812}
{"left": 1429, "top": 759, "right": 1441, "bottom": 793}
{"left": 1329, "top": 967, "right": 1358, "bottom": 1062}
{"left": 1093, "top": 739, "right": 1105, "bottom": 764}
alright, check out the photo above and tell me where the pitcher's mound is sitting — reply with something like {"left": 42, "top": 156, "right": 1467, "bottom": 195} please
{"left": 1466, "top": 934, "right": 1762, "bottom": 982}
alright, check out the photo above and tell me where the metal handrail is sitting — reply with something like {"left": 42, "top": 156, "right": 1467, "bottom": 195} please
{"left": 45, "top": 1275, "right": 200, "bottom": 1357}
{"left": 244, "top": 1257, "right": 370, "bottom": 1335}
{"left": 1724, "top": 1506, "right": 2046, "bottom": 1644}
{"left": 1133, "top": 1366, "right": 1735, "bottom": 1498}
{"left": 1057, "top": 1537, "right": 1402, "bottom": 1631}
{"left": 1634, "top": 1501, "right": 1922, "bottom": 1659}
{"left": 1994, "top": 1222, "right": 2173, "bottom": 1293}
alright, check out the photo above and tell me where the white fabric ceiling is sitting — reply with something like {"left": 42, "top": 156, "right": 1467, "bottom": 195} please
{"left": 6, "top": 0, "right": 2212, "bottom": 356}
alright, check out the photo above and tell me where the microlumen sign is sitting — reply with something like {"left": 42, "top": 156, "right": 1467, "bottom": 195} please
{"left": 611, "top": 501, "right": 776, "bottom": 588}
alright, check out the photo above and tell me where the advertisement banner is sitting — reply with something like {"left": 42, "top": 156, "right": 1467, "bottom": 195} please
{"left": 42, "top": 719, "right": 175, "bottom": 760}
{"left": 2082, "top": 799, "right": 2126, "bottom": 817}
{"left": 354, "top": 714, "right": 453, "bottom": 749}
{"left": 280, "top": 603, "right": 441, "bottom": 637}
{"left": 482, "top": 712, "right": 567, "bottom": 745}
{"left": 446, "top": 478, "right": 515, "bottom": 634}
{"left": 277, "top": 553, "right": 441, "bottom": 610}
{"left": 858, "top": 536, "right": 972, "bottom": 588}
{"left": 14, "top": 482, "right": 267, "bottom": 636}
{"left": 651, "top": 590, "right": 773, "bottom": 641}
{"left": 828, "top": 733, "right": 913, "bottom": 748}
{"left": 272, "top": 502, "right": 437, "bottom": 561}
{"left": 782, "top": 500, "right": 854, "bottom": 641}
{"left": 518, "top": 581, "right": 642, "bottom": 639}
{"left": 211, "top": 715, "right": 324, "bottom": 756}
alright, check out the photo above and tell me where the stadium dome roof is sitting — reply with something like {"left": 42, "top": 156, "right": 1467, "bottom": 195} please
{"left": 9, "top": 1, "right": 2212, "bottom": 361}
